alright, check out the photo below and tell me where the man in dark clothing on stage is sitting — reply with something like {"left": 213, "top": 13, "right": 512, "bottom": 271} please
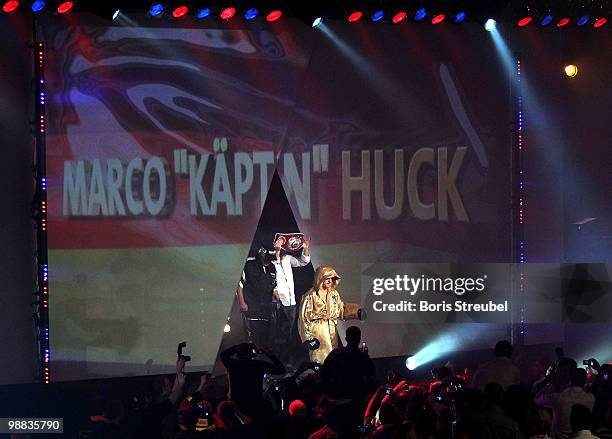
{"left": 220, "top": 343, "right": 285, "bottom": 420}
{"left": 322, "top": 326, "right": 375, "bottom": 401}
{"left": 236, "top": 247, "right": 279, "bottom": 348}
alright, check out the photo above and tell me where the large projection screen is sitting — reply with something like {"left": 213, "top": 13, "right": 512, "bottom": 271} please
{"left": 44, "top": 16, "right": 513, "bottom": 381}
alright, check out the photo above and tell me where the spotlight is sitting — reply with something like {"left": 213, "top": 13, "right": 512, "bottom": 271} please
{"left": 540, "top": 14, "right": 553, "bottom": 26}
{"left": 593, "top": 17, "right": 607, "bottom": 28}
{"left": 172, "top": 5, "right": 188, "bottom": 18}
{"left": 564, "top": 64, "right": 578, "bottom": 77}
{"left": 266, "top": 9, "right": 281, "bottom": 22}
{"left": 574, "top": 4, "right": 591, "bottom": 27}
{"left": 392, "top": 11, "right": 407, "bottom": 24}
{"left": 484, "top": 18, "right": 496, "bottom": 31}
{"left": 220, "top": 6, "right": 235, "bottom": 20}
{"left": 556, "top": 17, "right": 571, "bottom": 27}
{"left": 312, "top": 16, "right": 322, "bottom": 27}
{"left": 591, "top": 3, "right": 608, "bottom": 28}
{"left": 148, "top": 2, "right": 164, "bottom": 17}
{"left": 112, "top": 9, "right": 120, "bottom": 20}
{"left": 371, "top": 10, "right": 384, "bottom": 22}
{"left": 406, "top": 356, "right": 417, "bottom": 370}
{"left": 431, "top": 13, "right": 445, "bottom": 24}
{"left": 414, "top": 7, "right": 427, "bottom": 22}
{"left": 56, "top": 1, "right": 73, "bottom": 14}
{"left": 453, "top": 11, "right": 466, "bottom": 23}
{"left": 244, "top": 7, "right": 258, "bottom": 20}
{"left": 3, "top": 0, "right": 19, "bottom": 12}
{"left": 576, "top": 15, "right": 590, "bottom": 26}
{"left": 31, "top": 0, "right": 45, "bottom": 12}
{"left": 195, "top": 7, "right": 211, "bottom": 19}
{"left": 347, "top": 10, "right": 363, "bottom": 22}
{"left": 516, "top": 4, "right": 533, "bottom": 27}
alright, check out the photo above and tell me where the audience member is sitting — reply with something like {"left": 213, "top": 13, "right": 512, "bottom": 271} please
{"left": 469, "top": 382, "right": 524, "bottom": 439}
{"left": 52, "top": 342, "right": 612, "bottom": 439}
{"left": 595, "top": 400, "right": 612, "bottom": 439}
{"left": 220, "top": 343, "right": 285, "bottom": 420}
{"left": 569, "top": 404, "right": 599, "bottom": 439}
{"left": 286, "top": 399, "right": 316, "bottom": 439}
{"left": 321, "top": 326, "right": 375, "bottom": 401}
{"left": 213, "top": 400, "right": 251, "bottom": 438}
{"left": 535, "top": 367, "right": 595, "bottom": 439}
{"left": 471, "top": 340, "right": 521, "bottom": 390}
{"left": 525, "top": 405, "right": 552, "bottom": 439}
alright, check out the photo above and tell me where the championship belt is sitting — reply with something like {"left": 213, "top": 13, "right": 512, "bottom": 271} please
{"left": 274, "top": 233, "right": 305, "bottom": 252}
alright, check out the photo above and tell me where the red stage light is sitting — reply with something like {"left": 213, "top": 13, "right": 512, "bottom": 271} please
{"left": 266, "top": 10, "right": 282, "bottom": 22}
{"left": 220, "top": 6, "right": 235, "bottom": 20}
{"left": 172, "top": 5, "right": 188, "bottom": 18}
{"left": 3, "top": 0, "right": 19, "bottom": 13}
{"left": 593, "top": 17, "right": 607, "bottom": 28}
{"left": 56, "top": 1, "right": 73, "bottom": 14}
{"left": 517, "top": 17, "right": 532, "bottom": 27}
{"left": 392, "top": 11, "right": 407, "bottom": 24}
{"left": 431, "top": 14, "right": 445, "bottom": 24}
{"left": 348, "top": 11, "right": 363, "bottom": 22}
{"left": 556, "top": 17, "right": 570, "bottom": 27}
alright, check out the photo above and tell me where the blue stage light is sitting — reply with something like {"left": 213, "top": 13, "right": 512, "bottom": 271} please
{"left": 244, "top": 7, "right": 258, "bottom": 20}
{"left": 414, "top": 7, "right": 427, "bottom": 22}
{"left": 196, "top": 7, "right": 211, "bottom": 19}
{"left": 371, "top": 10, "right": 384, "bottom": 22}
{"left": 577, "top": 15, "right": 590, "bottom": 26}
{"left": 406, "top": 356, "right": 417, "bottom": 370}
{"left": 540, "top": 14, "right": 553, "bottom": 26}
{"left": 454, "top": 11, "right": 466, "bottom": 23}
{"left": 485, "top": 18, "right": 496, "bottom": 31}
{"left": 149, "top": 3, "right": 164, "bottom": 17}
{"left": 31, "top": 0, "right": 45, "bottom": 12}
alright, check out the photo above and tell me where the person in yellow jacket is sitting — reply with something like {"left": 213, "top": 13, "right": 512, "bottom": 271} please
{"left": 298, "top": 266, "right": 364, "bottom": 364}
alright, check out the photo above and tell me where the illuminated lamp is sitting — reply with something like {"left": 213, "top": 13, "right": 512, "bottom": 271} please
{"left": 564, "top": 64, "right": 578, "bottom": 77}
{"left": 347, "top": 10, "right": 362, "bottom": 22}
{"left": 172, "top": 5, "right": 188, "bottom": 18}
{"left": 3, "top": 0, "right": 19, "bottom": 12}
{"left": 31, "top": 0, "right": 46, "bottom": 12}
{"left": 556, "top": 17, "right": 571, "bottom": 27}
{"left": 414, "top": 7, "right": 427, "bottom": 21}
{"left": 453, "top": 11, "right": 466, "bottom": 23}
{"left": 431, "top": 13, "right": 445, "bottom": 24}
{"left": 244, "top": 7, "right": 257, "bottom": 20}
{"left": 576, "top": 15, "right": 590, "bottom": 26}
{"left": 594, "top": 17, "right": 607, "bottom": 27}
{"left": 220, "top": 6, "right": 235, "bottom": 20}
{"left": 196, "top": 7, "right": 211, "bottom": 19}
{"left": 371, "top": 10, "right": 384, "bottom": 22}
{"left": 392, "top": 11, "right": 407, "bottom": 23}
{"left": 540, "top": 14, "right": 553, "bottom": 26}
{"left": 266, "top": 9, "right": 281, "bottom": 22}
{"left": 56, "top": 1, "right": 73, "bottom": 14}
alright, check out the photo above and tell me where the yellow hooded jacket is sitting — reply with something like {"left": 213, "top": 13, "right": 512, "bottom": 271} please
{"left": 298, "top": 266, "right": 345, "bottom": 364}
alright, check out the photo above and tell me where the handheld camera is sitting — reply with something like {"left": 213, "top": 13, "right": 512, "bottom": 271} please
{"left": 583, "top": 358, "right": 600, "bottom": 371}
{"left": 178, "top": 341, "right": 191, "bottom": 362}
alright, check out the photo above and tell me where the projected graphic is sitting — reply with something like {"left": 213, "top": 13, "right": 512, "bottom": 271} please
{"left": 44, "top": 16, "right": 512, "bottom": 380}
